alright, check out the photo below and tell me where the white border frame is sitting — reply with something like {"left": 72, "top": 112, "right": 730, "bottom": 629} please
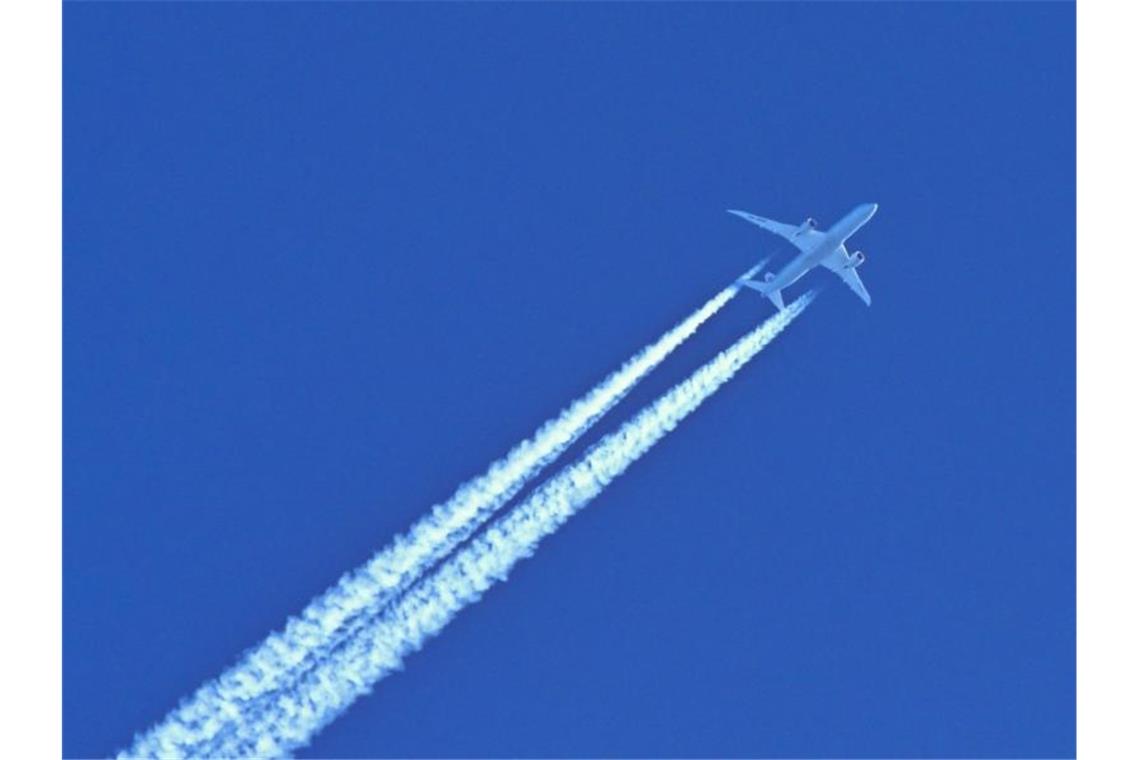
{"left": 0, "top": 0, "right": 61, "bottom": 756}
{"left": 1078, "top": 0, "right": 1140, "bottom": 758}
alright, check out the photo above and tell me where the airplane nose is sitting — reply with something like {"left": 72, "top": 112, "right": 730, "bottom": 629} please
{"left": 865, "top": 202, "right": 880, "bottom": 216}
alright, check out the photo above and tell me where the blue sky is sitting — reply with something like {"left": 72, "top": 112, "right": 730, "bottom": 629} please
{"left": 65, "top": 3, "right": 1074, "bottom": 757}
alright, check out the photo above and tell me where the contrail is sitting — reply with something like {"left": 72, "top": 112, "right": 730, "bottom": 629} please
{"left": 207, "top": 291, "right": 815, "bottom": 758}
{"left": 121, "top": 264, "right": 764, "bottom": 759}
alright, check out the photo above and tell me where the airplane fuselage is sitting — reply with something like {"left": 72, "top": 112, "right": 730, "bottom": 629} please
{"left": 764, "top": 203, "right": 878, "bottom": 292}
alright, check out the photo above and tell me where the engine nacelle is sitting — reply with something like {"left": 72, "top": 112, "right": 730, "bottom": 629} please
{"left": 795, "top": 217, "right": 818, "bottom": 236}
{"left": 848, "top": 250, "right": 866, "bottom": 268}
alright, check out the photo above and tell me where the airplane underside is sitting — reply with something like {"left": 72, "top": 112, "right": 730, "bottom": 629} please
{"left": 728, "top": 203, "right": 877, "bottom": 308}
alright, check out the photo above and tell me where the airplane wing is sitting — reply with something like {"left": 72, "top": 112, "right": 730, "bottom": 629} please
{"left": 726, "top": 209, "right": 823, "bottom": 253}
{"left": 821, "top": 248, "right": 872, "bottom": 306}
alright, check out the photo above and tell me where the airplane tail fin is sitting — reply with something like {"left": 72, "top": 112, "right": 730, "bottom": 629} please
{"left": 739, "top": 278, "right": 786, "bottom": 311}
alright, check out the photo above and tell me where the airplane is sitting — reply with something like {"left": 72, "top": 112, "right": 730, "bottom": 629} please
{"left": 727, "top": 203, "right": 878, "bottom": 309}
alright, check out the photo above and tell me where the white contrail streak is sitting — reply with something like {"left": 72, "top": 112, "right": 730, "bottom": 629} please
{"left": 122, "top": 265, "right": 763, "bottom": 759}
{"left": 208, "top": 291, "right": 815, "bottom": 758}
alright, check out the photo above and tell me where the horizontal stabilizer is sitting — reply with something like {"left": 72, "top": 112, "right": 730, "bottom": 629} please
{"left": 739, "top": 279, "right": 786, "bottom": 311}
{"left": 739, "top": 278, "right": 767, "bottom": 294}
{"left": 737, "top": 257, "right": 770, "bottom": 283}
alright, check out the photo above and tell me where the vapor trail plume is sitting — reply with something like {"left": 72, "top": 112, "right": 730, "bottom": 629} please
{"left": 121, "top": 265, "right": 763, "bottom": 759}
{"left": 209, "top": 291, "right": 814, "bottom": 758}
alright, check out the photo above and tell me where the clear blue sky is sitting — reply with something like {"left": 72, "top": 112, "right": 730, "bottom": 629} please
{"left": 65, "top": 3, "right": 1074, "bottom": 757}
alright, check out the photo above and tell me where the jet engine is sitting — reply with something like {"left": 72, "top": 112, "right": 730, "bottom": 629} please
{"left": 848, "top": 250, "right": 866, "bottom": 268}
{"left": 794, "top": 217, "right": 818, "bottom": 236}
